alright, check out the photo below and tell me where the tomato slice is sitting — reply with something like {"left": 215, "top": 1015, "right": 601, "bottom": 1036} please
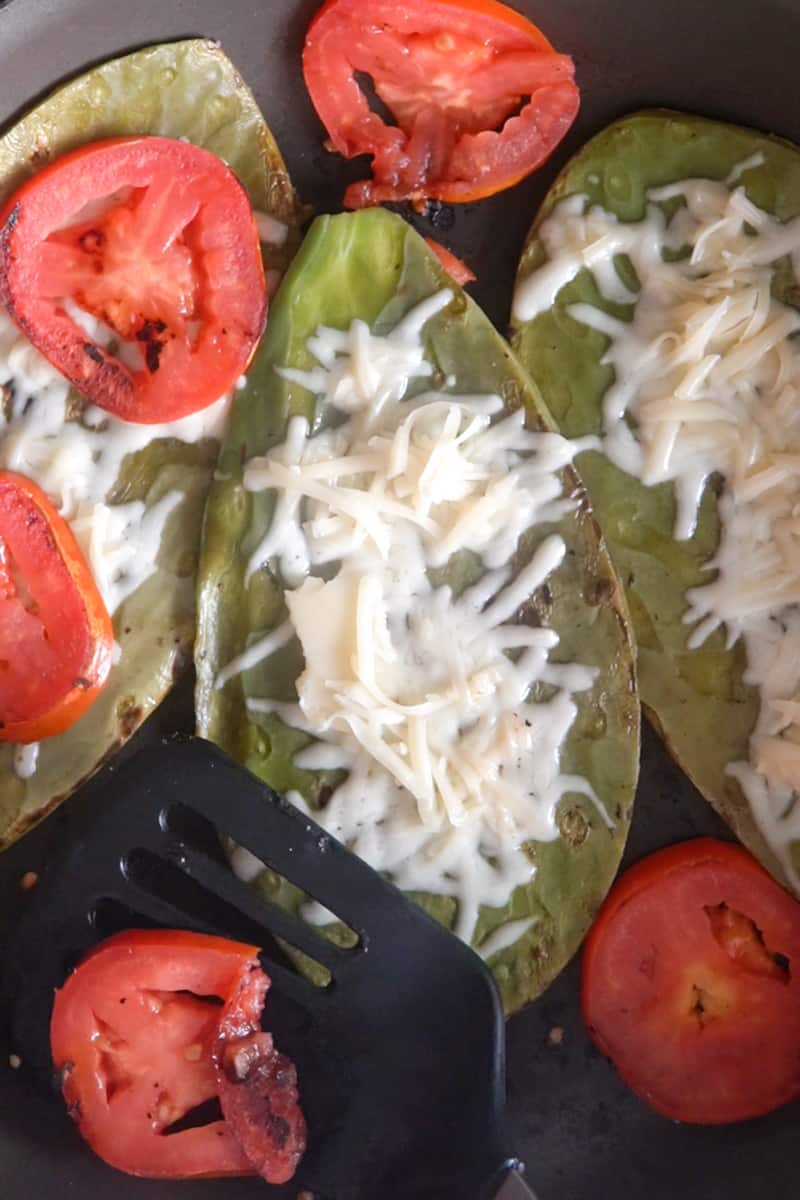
{"left": 424, "top": 238, "right": 476, "bottom": 284}
{"left": 582, "top": 838, "right": 800, "bottom": 1124}
{"left": 0, "top": 137, "right": 266, "bottom": 424}
{"left": 214, "top": 957, "right": 306, "bottom": 1184}
{"left": 0, "top": 470, "right": 113, "bottom": 743}
{"left": 303, "top": 0, "right": 579, "bottom": 208}
{"left": 50, "top": 930, "right": 281, "bottom": 1178}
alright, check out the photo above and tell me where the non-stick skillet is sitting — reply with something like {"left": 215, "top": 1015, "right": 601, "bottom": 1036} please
{"left": 1, "top": 1, "right": 799, "bottom": 1198}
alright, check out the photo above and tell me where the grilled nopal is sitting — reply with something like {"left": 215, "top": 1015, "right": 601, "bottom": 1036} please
{"left": 511, "top": 109, "right": 800, "bottom": 887}
{"left": 196, "top": 206, "right": 639, "bottom": 1014}
{"left": 0, "top": 39, "right": 300, "bottom": 847}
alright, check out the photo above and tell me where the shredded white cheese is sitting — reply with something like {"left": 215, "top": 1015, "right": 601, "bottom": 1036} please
{"left": 513, "top": 169, "right": 800, "bottom": 885}
{"left": 215, "top": 621, "right": 295, "bottom": 691}
{"left": 0, "top": 310, "right": 229, "bottom": 614}
{"left": 478, "top": 915, "right": 538, "bottom": 962}
{"left": 240, "top": 290, "right": 604, "bottom": 941}
{"left": 0, "top": 308, "right": 230, "bottom": 778}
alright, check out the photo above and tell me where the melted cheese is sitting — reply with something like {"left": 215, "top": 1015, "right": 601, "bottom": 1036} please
{"left": 254, "top": 211, "right": 289, "bottom": 247}
{"left": 12, "top": 742, "right": 39, "bottom": 779}
{"left": 513, "top": 169, "right": 800, "bottom": 885}
{"left": 215, "top": 621, "right": 295, "bottom": 691}
{"left": 0, "top": 308, "right": 230, "bottom": 777}
{"left": 240, "top": 291, "right": 604, "bottom": 941}
{"left": 477, "top": 915, "right": 538, "bottom": 962}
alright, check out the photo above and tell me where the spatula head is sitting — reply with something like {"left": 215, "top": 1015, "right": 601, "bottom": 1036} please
{"left": 3, "top": 738, "right": 513, "bottom": 1199}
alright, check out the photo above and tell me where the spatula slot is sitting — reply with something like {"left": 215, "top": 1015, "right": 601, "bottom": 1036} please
{"left": 156, "top": 801, "right": 227, "bottom": 861}
{"left": 120, "top": 843, "right": 342, "bottom": 1015}
{"left": 90, "top": 896, "right": 165, "bottom": 940}
{"left": 162, "top": 1096, "right": 224, "bottom": 1136}
{"left": 158, "top": 790, "right": 371, "bottom": 934}
{"left": 122, "top": 846, "right": 286, "bottom": 949}
{"left": 160, "top": 800, "right": 362, "bottom": 962}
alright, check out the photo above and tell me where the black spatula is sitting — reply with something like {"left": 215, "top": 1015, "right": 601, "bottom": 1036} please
{"left": 3, "top": 738, "right": 537, "bottom": 1200}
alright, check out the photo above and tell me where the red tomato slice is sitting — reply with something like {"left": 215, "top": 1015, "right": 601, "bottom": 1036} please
{"left": 0, "top": 137, "right": 266, "bottom": 424}
{"left": 303, "top": 0, "right": 579, "bottom": 209}
{"left": 582, "top": 838, "right": 800, "bottom": 1124}
{"left": 0, "top": 470, "right": 113, "bottom": 743}
{"left": 50, "top": 931, "right": 269, "bottom": 1178}
{"left": 213, "top": 956, "right": 307, "bottom": 1184}
{"left": 424, "top": 238, "right": 476, "bottom": 284}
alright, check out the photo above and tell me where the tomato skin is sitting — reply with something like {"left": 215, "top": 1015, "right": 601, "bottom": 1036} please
{"left": 0, "top": 137, "right": 266, "bottom": 424}
{"left": 424, "top": 238, "right": 476, "bottom": 284}
{"left": 50, "top": 930, "right": 264, "bottom": 1178}
{"left": 582, "top": 838, "right": 800, "bottom": 1125}
{"left": 303, "top": 0, "right": 579, "bottom": 208}
{"left": 0, "top": 470, "right": 113, "bottom": 743}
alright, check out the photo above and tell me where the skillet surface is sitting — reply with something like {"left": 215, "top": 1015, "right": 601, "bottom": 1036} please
{"left": 0, "top": 1, "right": 799, "bottom": 1196}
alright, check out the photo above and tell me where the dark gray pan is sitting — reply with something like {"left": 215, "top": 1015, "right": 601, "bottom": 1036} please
{"left": 0, "top": 1, "right": 799, "bottom": 1197}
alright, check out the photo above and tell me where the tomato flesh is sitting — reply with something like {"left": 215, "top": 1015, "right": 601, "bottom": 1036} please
{"left": 50, "top": 930, "right": 305, "bottom": 1180}
{"left": 582, "top": 838, "right": 800, "bottom": 1124}
{"left": 303, "top": 0, "right": 579, "bottom": 208}
{"left": 424, "top": 238, "right": 476, "bottom": 284}
{"left": 0, "top": 470, "right": 113, "bottom": 743}
{"left": 0, "top": 137, "right": 266, "bottom": 424}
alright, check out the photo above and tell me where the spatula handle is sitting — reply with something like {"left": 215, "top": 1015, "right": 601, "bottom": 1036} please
{"left": 490, "top": 1161, "right": 538, "bottom": 1199}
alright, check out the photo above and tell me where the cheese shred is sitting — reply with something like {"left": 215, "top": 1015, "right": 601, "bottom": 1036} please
{"left": 241, "top": 291, "right": 601, "bottom": 940}
{"left": 515, "top": 170, "right": 800, "bottom": 885}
